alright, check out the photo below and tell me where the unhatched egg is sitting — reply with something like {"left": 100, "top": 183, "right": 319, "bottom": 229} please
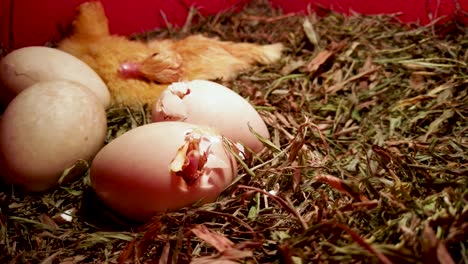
{"left": 0, "top": 46, "right": 110, "bottom": 107}
{"left": 90, "top": 121, "right": 237, "bottom": 222}
{"left": 0, "top": 80, "right": 107, "bottom": 192}
{"left": 152, "top": 80, "right": 269, "bottom": 153}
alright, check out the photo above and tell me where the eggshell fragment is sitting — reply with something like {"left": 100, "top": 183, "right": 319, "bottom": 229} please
{"left": 90, "top": 122, "right": 237, "bottom": 222}
{"left": 0, "top": 80, "right": 107, "bottom": 192}
{"left": 152, "top": 80, "right": 269, "bottom": 153}
{"left": 0, "top": 46, "right": 110, "bottom": 107}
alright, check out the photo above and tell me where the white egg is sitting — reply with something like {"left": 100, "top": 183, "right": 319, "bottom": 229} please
{"left": 152, "top": 80, "right": 269, "bottom": 153}
{"left": 90, "top": 121, "right": 237, "bottom": 222}
{"left": 0, "top": 80, "right": 107, "bottom": 192}
{"left": 0, "top": 46, "right": 110, "bottom": 107}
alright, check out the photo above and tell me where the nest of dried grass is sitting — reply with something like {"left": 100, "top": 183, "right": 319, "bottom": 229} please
{"left": 1, "top": 1, "right": 467, "bottom": 263}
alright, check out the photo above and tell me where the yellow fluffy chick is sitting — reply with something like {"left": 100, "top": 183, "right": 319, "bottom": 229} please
{"left": 58, "top": 1, "right": 283, "bottom": 108}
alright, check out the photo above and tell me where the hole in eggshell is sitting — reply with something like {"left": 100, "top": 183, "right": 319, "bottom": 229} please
{"left": 155, "top": 88, "right": 189, "bottom": 121}
{"left": 173, "top": 87, "right": 191, "bottom": 99}
{"left": 170, "top": 128, "right": 228, "bottom": 188}
{"left": 180, "top": 149, "right": 204, "bottom": 184}
{"left": 170, "top": 129, "right": 208, "bottom": 186}
{"left": 171, "top": 135, "right": 207, "bottom": 186}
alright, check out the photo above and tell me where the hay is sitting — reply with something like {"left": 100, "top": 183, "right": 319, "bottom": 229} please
{"left": 1, "top": 0, "right": 467, "bottom": 263}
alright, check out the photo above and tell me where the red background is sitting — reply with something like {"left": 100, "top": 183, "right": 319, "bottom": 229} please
{"left": 1, "top": 0, "right": 467, "bottom": 52}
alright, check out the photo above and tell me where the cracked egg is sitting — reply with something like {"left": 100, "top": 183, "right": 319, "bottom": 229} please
{"left": 0, "top": 46, "right": 110, "bottom": 107}
{"left": 89, "top": 121, "right": 237, "bottom": 222}
{"left": 151, "top": 80, "right": 270, "bottom": 153}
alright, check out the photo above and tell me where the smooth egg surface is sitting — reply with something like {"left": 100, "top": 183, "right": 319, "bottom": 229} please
{"left": 0, "top": 46, "right": 110, "bottom": 107}
{"left": 152, "top": 80, "right": 270, "bottom": 153}
{"left": 0, "top": 80, "right": 107, "bottom": 192}
{"left": 90, "top": 121, "right": 237, "bottom": 222}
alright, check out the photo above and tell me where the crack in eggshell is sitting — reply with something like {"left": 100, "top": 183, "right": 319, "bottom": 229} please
{"left": 170, "top": 83, "right": 191, "bottom": 98}
{"left": 3, "top": 62, "right": 39, "bottom": 83}
{"left": 171, "top": 135, "right": 207, "bottom": 186}
{"left": 170, "top": 128, "right": 230, "bottom": 191}
{"left": 154, "top": 84, "right": 192, "bottom": 121}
